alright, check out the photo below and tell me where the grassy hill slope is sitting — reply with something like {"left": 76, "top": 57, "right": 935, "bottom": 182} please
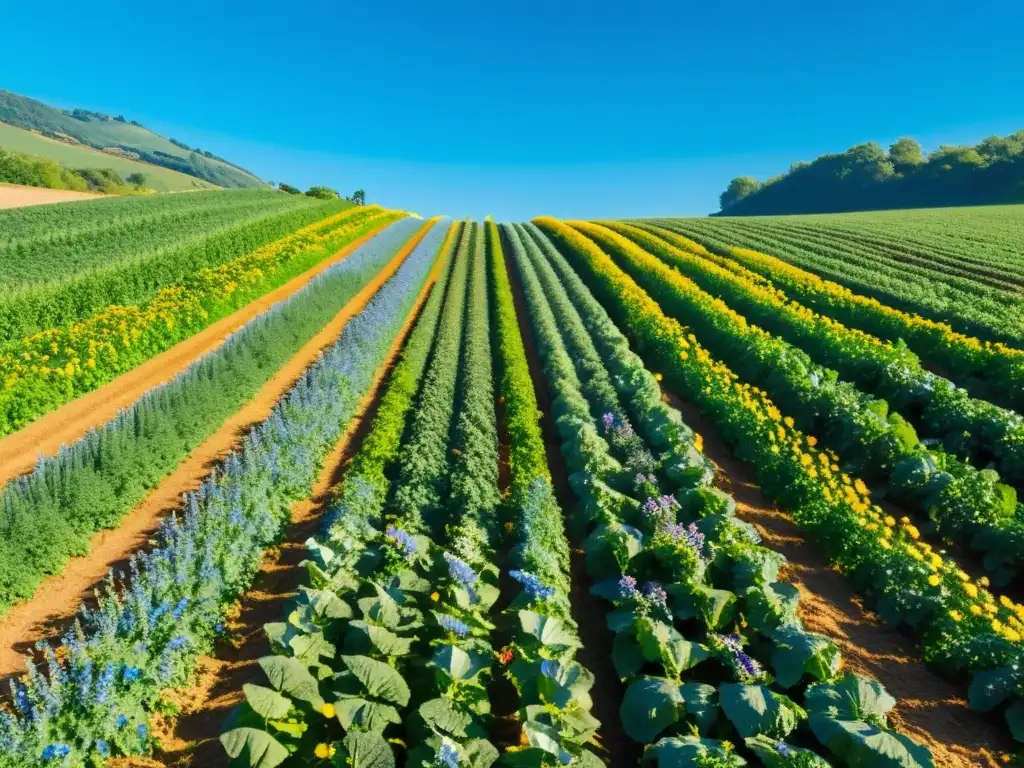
{"left": 0, "top": 90, "right": 265, "bottom": 189}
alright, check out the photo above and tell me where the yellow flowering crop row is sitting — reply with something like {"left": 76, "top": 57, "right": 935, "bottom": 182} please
{"left": 660, "top": 226, "right": 1024, "bottom": 412}
{"left": 0, "top": 205, "right": 404, "bottom": 436}
{"left": 534, "top": 216, "right": 1024, "bottom": 691}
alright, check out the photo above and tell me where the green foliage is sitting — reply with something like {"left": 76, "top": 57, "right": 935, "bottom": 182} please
{"left": 278, "top": 183, "right": 302, "bottom": 194}
{"left": 306, "top": 185, "right": 340, "bottom": 200}
{"left": 717, "top": 128, "right": 1024, "bottom": 214}
{"left": 0, "top": 146, "right": 145, "bottom": 193}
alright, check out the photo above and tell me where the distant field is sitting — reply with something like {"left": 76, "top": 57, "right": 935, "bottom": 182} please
{"left": 654, "top": 204, "right": 1024, "bottom": 345}
{"left": 0, "top": 122, "right": 218, "bottom": 192}
{"left": 0, "top": 182, "right": 100, "bottom": 209}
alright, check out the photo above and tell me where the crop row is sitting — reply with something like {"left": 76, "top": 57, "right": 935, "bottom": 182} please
{"left": 508, "top": 222, "right": 931, "bottom": 766}
{"left": 645, "top": 222, "right": 1024, "bottom": 415}
{"left": 535, "top": 217, "right": 1024, "bottom": 751}
{"left": 0, "top": 205, "right": 400, "bottom": 436}
{"left": 600, "top": 221, "right": 1024, "bottom": 583}
{"left": 0, "top": 217, "right": 449, "bottom": 767}
{"left": 662, "top": 217, "right": 1024, "bottom": 347}
{"left": 0, "top": 217, "right": 429, "bottom": 615}
{"left": 0, "top": 192, "right": 353, "bottom": 342}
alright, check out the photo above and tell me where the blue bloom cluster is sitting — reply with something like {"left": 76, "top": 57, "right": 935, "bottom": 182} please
{"left": 437, "top": 614, "right": 470, "bottom": 638}
{"left": 437, "top": 742, "right": 460, "bottom": 768}
{"left": 386, "top": 525, "right": 417, "bottom": 556}
{"left": 0, "top": 218, "right": 449, "bottom": 764}
{"left": 509, "top": 569, "right": 556, "bottom": 601}
{"left": 718, "top": 633, "right": 763, "bottom": 680}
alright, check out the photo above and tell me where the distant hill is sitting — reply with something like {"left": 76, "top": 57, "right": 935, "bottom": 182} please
{"left": 717, "top": 130, "right": 1024, "bottom": 216}
{"left": 0, "top": 90, "right": 265, "bottom": 189}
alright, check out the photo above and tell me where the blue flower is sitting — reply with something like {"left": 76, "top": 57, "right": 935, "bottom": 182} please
{"left": 172, "top": 597, "right": 189, "bottom": 620}
{"left": 559, "top": 749, "right": 573, "bottom": 765}
{"left": 168, "top": 635, "right": 189, "bottom": 651}
{"left": 736, "top": 651, "right": 762, "bottom": 679}
{"left": 40, "top": 743, "right": 71, "bottom": 760}
{"left": 437, "top": 614, "right": 469, "bottom": 638}
{"left": 438, "top": 742, "right": 459, "bottom": 768}
{"left": 122, "top": 666, "right": 142, "bottom": 684}
{"left": 509, "top": 570, "right": 556, "bottom": 601}
{"left": 618, "top": 575, "right": 638, "bottom": 599}
{"left": 386, "top": 525, "right": 416, "bottom": 556}
{"left": 541, "top": 660, "right": 560, "bottom": 680}
{"left": 116, "top": 714, "right": 129, "bottom": 729}
{"left": 95, "top": 740, "right": 111, "bottom": 757}
{"left": 776, "top": 740, "right": 792, "bottom": 758}
{"left": 137, "top": 723, "right": 149, "bottom": 741}
{"left": 444, "top": 552, "right": 477, "bottom": 587}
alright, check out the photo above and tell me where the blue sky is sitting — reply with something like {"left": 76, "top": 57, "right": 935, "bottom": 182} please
{"left": 2, "top": 0, "right": 1023, "bottom": 219}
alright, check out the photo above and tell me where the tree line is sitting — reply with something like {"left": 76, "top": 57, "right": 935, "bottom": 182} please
{"left": 0, "top": 146, "right": 151, "bottom": 194}
{"left": 718, "top": 130, "right": 1024, "bottom": 215}
{"left": 274, "top": 182, "right": 366, "bottom": 204}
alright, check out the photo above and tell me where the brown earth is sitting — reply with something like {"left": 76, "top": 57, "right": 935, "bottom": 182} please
{"left": 0, "top": 182, "right": 103, "bottom": 209}
{"left": 0, "top": 219, "right": 436, "bottom": 681}
{"left": 118, "top": 219, "right": 453, "bottom": 767}
{"left": 665, "top": 391, "right": 1013, "bottom": 768}
{"left": 0, "top": 219, "right": 393, "bottom": 488}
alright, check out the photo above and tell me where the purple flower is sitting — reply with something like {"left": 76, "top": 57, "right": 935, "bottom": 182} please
{"left": 776, "top": 740, "right": 792, "bottom": 758}
{"left": 618, "top": 575, "right": 638, "bottom": 599}
{"left": 658, "top": 495, "right": 677, "bottom": 510}
{"left": 642, "top": 497, "right": 660, "bottom": 516}
{"left": 641, "top": 582, "right": 668, "bottom": 610}
{"left": 736, "top": 651, "right": 762, "bottom": 679}
{"left": 386, "top": 525, "right": 416, "bottom": 556}
{"left": 602, "top": 412, "right": 616, "bottom": 431}
{"left": 634, "top": 473, "right": 649, "bottom": 487}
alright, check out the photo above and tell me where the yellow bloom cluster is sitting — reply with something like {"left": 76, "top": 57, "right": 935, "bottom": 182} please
{"left": 0, "top": 206, "right": 402, "bottom": 435}
{"left": 534, "top": 216, "right": 1024, "bottom": 654}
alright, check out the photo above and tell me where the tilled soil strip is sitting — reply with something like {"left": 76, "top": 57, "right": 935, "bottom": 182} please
{"left": 0, "top": 220, "right": 435, "bottom": 682}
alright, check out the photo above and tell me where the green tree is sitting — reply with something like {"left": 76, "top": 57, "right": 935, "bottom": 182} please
{"left": 888, "top": 138, "right": 925, "bottom": 171}
{"left": 305, "top": 186, "right": 340, "bottom": 200}
{"left": 349, "top": 188, "right": 366, "bottom": 205}
{"left": 126, "top": 172, "right": 146, "bottom": 186}
{"left": 720, "top": 177, "right": 762, "bottom": 210}
{"left": 278, "top": 183, "right": 302, "bottom": 195}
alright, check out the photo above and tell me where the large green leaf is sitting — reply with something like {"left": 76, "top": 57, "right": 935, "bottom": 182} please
{"left": 334, "top": 696, "right": 401, "bottom": 731}
{"left": 242, "top": 684, "right": 291, "bottom": 720}
{"left": 1005, "top": 699, "right": 1024, "bottom": 742}
{"left": 641, "top": 736, "right": 747, "bottom": 766}
{"left": 343, "top": 730, "right": 396, "bottom": 768}
{"left": 258, "top": 656, "right": 324, "bottom": 709}
{"left": 808, "top": 717, "right": 934, "bottom": 768}
{"left": 768, "top": 626, "right": 841, "bottom": 688}
{"left": 358, "top": 585, "right": 402, "bottom": 629}
{"left": 344, "top": 621, "right": 413, "bottom": 657}
{"left": 967, "top": 666, "right": 1018, "bottom": 712}
{"left": 745, "top": 583, "right": 800, "bottom": 630}
{"left": 341, "top": 655, "right": 411, "bottom": 706}
{"left": 298, "top": 586, "right": 353, "bottom": 621}
{"left": 432, "top": 644, "right": 489, "bottom": 682}
{"left": 745, "top": 734, "right": 829, "bottom": 767}
{"left": 719, "top": 684, "right": 804, "bottom": 739}
{"left": 805, "top": 673, "right": 895, "bottom": 724}
{"left": 219, "top": 727, "right": 289, "bottom": 768}
{"left": 517, "top": 610, "right": 581, "bottom": 652}
{"left": 636, "top": 619, "right": 709, "bottom": 678}
{"left": 522, "top": 720, "right": 562, "bottom": 756}
{"left": 620, "top": 676, "right": 683, "bottom": 743}
{"left": 612, "top": 630, "right": 645, "bottom": 679}
{"left": 419, "top": 696, "right": 472, "bottom": 737}
{"left": 680, "top": 682, "right": 717, "bottom": 734}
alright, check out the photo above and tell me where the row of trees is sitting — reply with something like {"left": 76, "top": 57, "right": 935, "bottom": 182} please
{"left": 719, "top": 130, "right": 1024, "bottom": 215}
{"left": 273, "top": 182, "right": 366, "bottom": 204}
{"left": 0, "top": 147, "right": 150, "bottom": 194}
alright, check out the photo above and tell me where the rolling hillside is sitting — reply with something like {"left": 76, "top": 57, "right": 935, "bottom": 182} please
{"left": 0, "top": 89, "right": 265, "bottom": 189}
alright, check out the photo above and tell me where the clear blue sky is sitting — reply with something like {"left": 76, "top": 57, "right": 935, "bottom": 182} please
{"left": 3, "top": 0, "right": 1023, "bottom": 219}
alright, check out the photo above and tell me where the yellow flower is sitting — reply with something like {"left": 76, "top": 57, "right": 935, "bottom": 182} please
{"left": 992, "top": 619, "right": 1004, "bottom": 633}
{"left": 655, "top": 372, "right": 663, "bottom": 382}
{"left": 854, "top": 479, "right": 869, "bottom": 496}
{"left": 784, "top": 416, "right": 794, "bottom": 428}
{"left": 949, "top": 610, "right": 963, "bottom": 622}
{"left": 1004, "top": 627, "right": 1022, "bottom": 643}
{"left": 321, "top": 703, "right": 336, "bottom": 719}
{"left": 979, "top": 576, "right": 990, "bottom": 587}
{"left": 430, "top": 591, "right": 440, "bottom": 602}
{"left": 883, "top": 515, "right": 896, "bottom": 527}
{"left": 927, "top": 574, "right": 941, "bottom": 587}
{"left": 314, "top": 743, "right": 336, "bottom": 759}
{"left": 1000, "top": 595, "right": 1013, "bottom": 609}
{"left": 807, "top": 435, "right": 818, "bottom": 446}
{"left": 878, "top": 538, "right": 891, "bottom": 550}
{"left": 900, "top": 516, "right": 910, "bottom": 524}
{"left": 963, "top": 583, "right": 979, "bottom": 598}
{"left": 970, "top": 605, "right": 983, "bottom": 616}
{"left": 903, "top": 524, "right": 920, "bottom": 540}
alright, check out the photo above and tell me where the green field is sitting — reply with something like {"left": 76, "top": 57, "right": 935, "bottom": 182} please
{"left": 0, "top": 122, "right": 217, "bottom": 192}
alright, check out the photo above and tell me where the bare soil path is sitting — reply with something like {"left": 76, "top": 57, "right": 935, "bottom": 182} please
{"left": 664, "top": 391, "right": 1013, "bottom": 768}
{"left": 0, "top": 220, "right": 434, "bottom": 681}
{"left": 0, "top": 220, "right": 393, "bottom": 488}
{"left": 0, "top": 182, "right": 102, "bottom": 209}
{"left": 122, "top": 223, "right": 451, "bottom": 768}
